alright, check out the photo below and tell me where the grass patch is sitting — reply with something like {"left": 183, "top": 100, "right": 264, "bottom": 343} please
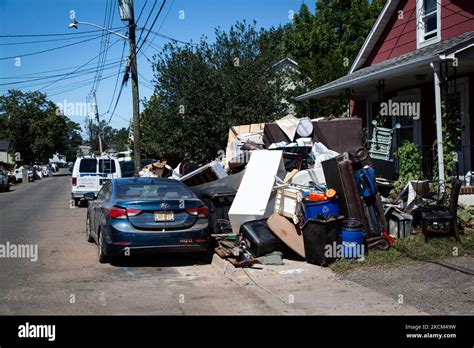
{"left": 330, "top": 228, "right": 474, "bottom": 274}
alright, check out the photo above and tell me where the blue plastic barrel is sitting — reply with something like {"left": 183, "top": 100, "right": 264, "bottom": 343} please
{"left": 341, "top": 218, "right": 365, "bottom": 259}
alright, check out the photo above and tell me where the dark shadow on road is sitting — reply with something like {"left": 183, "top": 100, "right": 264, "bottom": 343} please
{"left": 110, "top": 250, "right": 214, "bottom": 268}
{"left": 53, "top": 173, "right": 71, "bottom": 177}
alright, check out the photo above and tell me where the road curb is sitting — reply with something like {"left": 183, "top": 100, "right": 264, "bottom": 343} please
{"left": 211, "top": 253, "right": 253, "bottom": 285}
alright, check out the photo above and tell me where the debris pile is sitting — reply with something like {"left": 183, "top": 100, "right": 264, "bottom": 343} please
{"left": 139, "top": 115, "right": 463, "bottom": 267}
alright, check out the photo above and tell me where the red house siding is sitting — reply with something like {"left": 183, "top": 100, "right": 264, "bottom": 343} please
{"left": 365, "top": 0, "right": 474, "bottom": 67}
{"left": 441, "top": 0, "right": 474, "bottom": 40}
{"left": 365, "top": 0, "right": 416, "bottom": 66}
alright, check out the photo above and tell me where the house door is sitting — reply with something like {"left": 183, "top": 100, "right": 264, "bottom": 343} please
{"left": 391, "top": 90, "right": 422, "bottom": 148}
{"left": 448, "top": 78, "right": 470, "bottom": 175}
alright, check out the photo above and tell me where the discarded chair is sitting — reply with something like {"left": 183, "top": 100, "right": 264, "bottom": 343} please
{"left": 421, "top": 178, "right": 462, "bottom": 242}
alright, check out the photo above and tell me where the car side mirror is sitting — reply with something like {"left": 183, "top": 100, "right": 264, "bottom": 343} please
{"left": 84, "top": 192, "right": 96, "bottom": 201}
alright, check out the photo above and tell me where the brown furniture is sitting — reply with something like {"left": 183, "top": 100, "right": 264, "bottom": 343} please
{"left": 421, "top": 178, "right": 462, "bottom": 242}
{"left": 321, "top": 150, "right": 388, "bottom": 237}
{"left": 263, "top": 117, "right": 364, "bottom": 153}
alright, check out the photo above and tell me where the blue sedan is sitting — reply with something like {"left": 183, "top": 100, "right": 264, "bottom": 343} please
{"left": 85, "top": 177, "right": 210, "bottom": 263}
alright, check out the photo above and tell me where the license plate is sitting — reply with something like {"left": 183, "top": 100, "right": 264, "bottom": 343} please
{"left": 154, "top": 211, "right": 174, "bottom": 221}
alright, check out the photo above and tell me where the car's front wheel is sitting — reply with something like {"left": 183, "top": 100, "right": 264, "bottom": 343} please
{"left": 97, "top": 231, "right": 109, "bottom": 264}
{"left": 86, "top": 214, "right": 94, "bottom": 243}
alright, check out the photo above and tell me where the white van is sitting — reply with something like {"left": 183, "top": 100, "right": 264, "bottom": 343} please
{"left": 71, "top": 156, "right": 121, "bottom": 206}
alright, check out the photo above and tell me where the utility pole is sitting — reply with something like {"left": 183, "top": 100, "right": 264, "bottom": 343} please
{"left": 69, "top": 1, "right": 140, "bottom": 169}
{"left": 92, "top": 93, "right": 104, "bottom": 154}
{"left": 126, "top": 0, "right": 141, "bottom": 175}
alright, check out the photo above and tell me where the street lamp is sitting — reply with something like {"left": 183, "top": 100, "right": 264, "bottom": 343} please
{"left": 68, "top": 19, "right": 129, "bottom": 40}
{"left": 68, "top": 7, "right": 141, "bottom": 176}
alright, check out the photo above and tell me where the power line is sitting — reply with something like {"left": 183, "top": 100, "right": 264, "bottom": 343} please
{"left": 136, "top": 0, "right": 149, "bottom": 23}
{"left": 0, "top": 60, "right": 123, "bottom": 87}
{"left": 137, "top": 26, "right": 197, "bottom": 46}
{"left": 0, "top": 63, "right": 122, "bottom": 94}
{"left": 0, "top": 31, "right": 121, "bottom": 46}
{"left": 136, "top": 0, "right": 158, "bottom": 47}
{"left": 0, "top": 57, "right": 125, "bottom": 80}
{"left": 139, "top": 49, "right": 155, "bottom": 65}
{"left": 0, "top": 34, "right": 103, "bottom": 61}
{"left": 36, "top": 37, "right": 123, "bottom": 91}
{"left": 135, "top": 0, "right": 167, "bottom": 55}
{"left": 44, "top": 72, "right": 119, "bottom": 97}
{"left": 105, "top": 41, "right": 128, "bottom": 115}
{"left": 106, "top": 0, "right": 166, "bottom": 127}
{"left": 90, "top": 0, "right": 115, "bottom": 95}
{"left": 138, "top": 71, "right": 154, "bottom": 87}
{"left": 105, "top": 83, "right": 125, "bottom": 125}
{"left": 0, "top": 27, "right": 124, "bottom": 38}
{"left": 140, "top": 0, "right": 175, "bottom": 56}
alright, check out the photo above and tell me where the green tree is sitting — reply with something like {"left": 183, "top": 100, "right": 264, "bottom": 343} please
{"left": 86, "top": 119, "right": 129, "bottom": 153}
{"left": 141, "top": 21, "right": 287, "bottom": 163}
{"left": 284, "top": 0, "right": 384, "bottom": 116}
{"left": 111, "top": 127, "right": 130, "bottom": 152}
{"left": 0, "top": 90, "right": 70, "bottom": 164}
{"left": 63, "top": 120, "right": 83, "bottom": 162}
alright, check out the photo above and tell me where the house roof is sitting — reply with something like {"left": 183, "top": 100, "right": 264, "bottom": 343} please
{"left": 273, "top": 57, "right": 300, "bottom": 73}
{"left": 295, "top": 30, "right": 474, "bottom": 101}
{"left": 349, "top": 0, "right": 400, "bottom": 74}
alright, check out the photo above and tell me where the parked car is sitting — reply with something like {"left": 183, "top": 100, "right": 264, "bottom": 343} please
{"left": 71, "top": 156, "right": 122, "bottom": 206}
{"left": 5, "top": 171, "right": 16, "bottom": 185}
{"left": 84, "top": 177, "right": 209, "bottom": 263}
{"left": 12, "top": 166, "right": 32, "bottom": 183}
{"left": 0, "top": 170, "right": 10, "bottom": 192}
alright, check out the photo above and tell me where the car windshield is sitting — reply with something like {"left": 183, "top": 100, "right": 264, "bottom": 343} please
{"left": 79, "top": 159, "right": 97, "bottom": 173}
{"left": 116, "top": 181, "right": 196, "bottom": 200}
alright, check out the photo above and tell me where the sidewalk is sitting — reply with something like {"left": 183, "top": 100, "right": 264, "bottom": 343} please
{"left": 212, "top": 254, "right": 426, "bottom": 315}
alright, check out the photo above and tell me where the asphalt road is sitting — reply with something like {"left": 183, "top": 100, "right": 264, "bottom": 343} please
{"left": 3, "top": 169, "right": 463, "bottom": 315}
{"left": 0, "top": 170, "right": 295, "bottom": 315}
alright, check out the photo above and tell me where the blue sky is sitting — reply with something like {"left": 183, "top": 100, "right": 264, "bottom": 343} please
{"left": 0, "top": 0, "right": 314, "bottom": 137}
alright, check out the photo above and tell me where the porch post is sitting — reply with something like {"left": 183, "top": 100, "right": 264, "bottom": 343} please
{"left": 431, "top": 61, "right": 445, "bottom": 192}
